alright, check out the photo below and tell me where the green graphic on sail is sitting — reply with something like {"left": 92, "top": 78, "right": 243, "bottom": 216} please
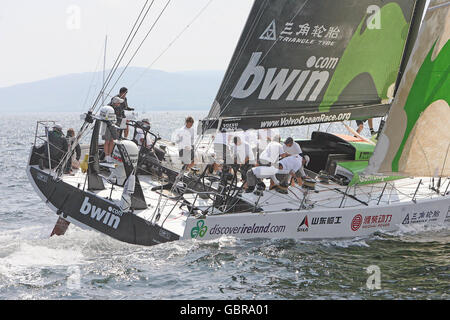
{"left": 392, "top": 40, "right": 449, "bottom": 172}
{"left": 367, "top": 0, "right": 450, "bottom": 177}
{"left": 319, "top": 3, "right": 410, "bottom": 112}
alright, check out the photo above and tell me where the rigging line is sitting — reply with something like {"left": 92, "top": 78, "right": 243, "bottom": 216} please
{"left": 220, "top": 0, "right": 310, "bottom": 111}
{"left": 160, "top": 3, "right": 270, "bottom": 205}
{"left": 415, "top": 121, "right": 434, "bottom": 177}
{"left": 129, "top": 0, "right": 215, "bottom": 90}
{"left": 215, "top": 0, "right": 268, "bottom": 102}
{"left": 97, "top": 0, "right": 158, "bottom": 107}
{"left": 206, "top": 0, "right": 311, "bottom": 129}
{"left": 103, "top": 0, "right": 173, "bottom": 104}
{"left": 57, "top": 1, "right": 156, "bottom": 176}
{"left": 90, "top": 0, "right": 155, "bottom": 111}
{"left": 61, "top": 1, "right": 161, "bottom": 174}
{"left": 97, "top": 1, "right": 157, "bottom": 108}
{"left": 439, "top": 142, "right": 450, "bottom": 177}
{"left": 81, "top": 45, "right": 106, "bottom": 111}
{"left": 428, "top": 1, "right": 450, "bottom": 11}
{"left": 160, "top": 1, "right": 311, "bottom": 215}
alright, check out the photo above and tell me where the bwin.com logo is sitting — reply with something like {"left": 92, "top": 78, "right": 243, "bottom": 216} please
{"left": 191, "top": 220, "right": 208, "bottom": 239}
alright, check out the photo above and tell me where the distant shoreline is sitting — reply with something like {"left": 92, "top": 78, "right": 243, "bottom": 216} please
{"left": 0, "top": 67, "right": 223, "bottom": 113}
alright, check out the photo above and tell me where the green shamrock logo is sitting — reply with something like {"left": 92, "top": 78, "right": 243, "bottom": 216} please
{"left": 191, "top": 220, "right": 208, "bottom": 239}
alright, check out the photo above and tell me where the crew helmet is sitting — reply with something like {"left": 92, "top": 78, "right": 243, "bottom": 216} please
{"left": 99, "top": 105, "right": 117, "bottom": 122}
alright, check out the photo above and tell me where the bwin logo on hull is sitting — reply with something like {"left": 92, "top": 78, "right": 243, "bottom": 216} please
{"left": 231, "top": 52, "right": 338, "bottom": 102}
{"left": 79, "top": 197, "right": 121, "bottom": 229}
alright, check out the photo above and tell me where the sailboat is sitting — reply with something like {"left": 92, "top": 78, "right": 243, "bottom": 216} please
{"left": 26, "top": 0, "right": 449, "bottom": 246}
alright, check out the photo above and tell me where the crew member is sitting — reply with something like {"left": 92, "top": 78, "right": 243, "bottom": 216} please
{"left": 135, "top": 118, "right": 153, "bottom": 148}
{"left": 230, "top": 135, "right": 255, "bottom": 186}
{"left": 276, "top": 154, "right": 310, "bottom": 191}
{"left": 258, "top": 134, "right": 284, "bottom": 166}
{"left": 212, "top": 131, "right": 233, "bottom": 174}
{"left": 46, "top": 124, "right": 68, "bottom": 169}
{"left": 245, "top": 154, "right": 310, "bottom": 194}
{"left": 64, "top": 128, "right": 81, "bottom": 174}
{"left": 111, "top": 87, "right": 134, "bottom": 138}
{"left": 173, "top": 116, "right": 196, "bottom": 169}
{"left": 103, "top": 99, "right": 122, "bottom": 162}
{"left": 282, "top": 137, "right": 302, "bottom": 158}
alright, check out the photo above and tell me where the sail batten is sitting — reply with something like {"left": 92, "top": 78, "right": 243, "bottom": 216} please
{"left": 208, "top": 0, "right": 419, "bottom": 131}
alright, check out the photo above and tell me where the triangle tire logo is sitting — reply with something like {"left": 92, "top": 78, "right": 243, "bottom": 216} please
{"left": 259, "top": 20, "right": 277, "bottom": 41}
{"left": 402, "top": 214, "right": 410, "bottom": 225}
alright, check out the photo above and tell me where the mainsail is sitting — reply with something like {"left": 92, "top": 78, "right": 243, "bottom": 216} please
{"left": 367, "top": 0, "right": 450, "bottom": 177}
{"left": 206, "top": 0, "right": 420, "bottom": 131}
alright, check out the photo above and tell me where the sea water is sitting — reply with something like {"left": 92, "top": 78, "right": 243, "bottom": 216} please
{"left": 0, "top": 112, "right": 448, "bottom": 300}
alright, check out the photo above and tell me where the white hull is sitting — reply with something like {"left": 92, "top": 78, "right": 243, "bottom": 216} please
{"left": 182, "top": 196, "right": 450, "bottom": 241}
{"left": 27, "top": 156, "right": 450, "bottom": 245}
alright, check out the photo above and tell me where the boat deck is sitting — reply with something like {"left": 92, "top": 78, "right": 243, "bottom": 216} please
{"left": 55, "top": 163, "right": 447, "bottom": 237}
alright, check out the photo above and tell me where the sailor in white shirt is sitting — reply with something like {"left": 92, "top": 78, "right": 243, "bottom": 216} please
{"left": 282, "top": 137, "right": 302, "bottom": 158}
{"left": 245, "top": 166, "right": 281, "bottom": 193}
{"left": 245, "top": 154, "right": 310, "bottom": 194}
{"left": 172, "top": 116, "right": 196, "bottom": 168}
{"left": 277, "top": 154, "right": 310, "bottom": 188}
{"left": 259, "top": 134, "right": 284, "bottom": 166}
{"left": 256, "top": 128, "right": 279, "bottom": 162}
{"left": 230, "top": 135, "right": 256, "bottom": 186}
{"left": 213, "top": 131, "right": 232, "bottom": 164}
{"left": 244, "top": 129, "right": 258, "bottom": 150}
{"left": 230, "top": 135, "right": 255, "bottom": 165}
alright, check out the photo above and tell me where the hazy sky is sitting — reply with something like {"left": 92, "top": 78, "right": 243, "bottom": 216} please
{"left": 0, "top": 0, "right": 254, "bottom": 87}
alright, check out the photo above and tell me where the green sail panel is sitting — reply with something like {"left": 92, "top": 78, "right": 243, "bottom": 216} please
{"left": 367, "top": 0, "right": 450, "bottom": 177}
{"left": 319, "top": 3, "right": 411, "bottom": 112}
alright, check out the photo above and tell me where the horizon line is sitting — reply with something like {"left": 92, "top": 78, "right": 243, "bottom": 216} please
{"left": 0, "top": 67, "right": 226, "bottom": 89}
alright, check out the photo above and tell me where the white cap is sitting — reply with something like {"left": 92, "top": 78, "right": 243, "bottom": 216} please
{"left": 53, "top": 124, "right": 62, "bottom": 131}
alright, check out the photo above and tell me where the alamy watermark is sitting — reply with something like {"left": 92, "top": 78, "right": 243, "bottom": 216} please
{"left": 366, "top": 265, "right": 381, "bottom": 290}
{"left": 67, "top": 266, "right": 81, "bottom": 290}
{"left": 367, "top": 5, "right": 381, "bottom": 30}
{"left": 66, "top": 5, "right": 81, "bottom": 30}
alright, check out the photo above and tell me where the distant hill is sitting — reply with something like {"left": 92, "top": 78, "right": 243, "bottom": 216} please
{"left": 0, "top": 67, "right": 224, "bottom": 113}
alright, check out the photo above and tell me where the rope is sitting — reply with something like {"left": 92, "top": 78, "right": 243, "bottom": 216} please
{"left": 103, "top": 0, "right": 173, "bottom": 104}
{"left": 157, "top": 0, "right": 312, "bottom": 218}
{"left": 129, "top": 0, "right": 215, "bottom": 90}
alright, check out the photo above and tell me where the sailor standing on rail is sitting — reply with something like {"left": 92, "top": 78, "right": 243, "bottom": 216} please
{"left": 110, "top": 87, "right": 134, "bottom": 139}
{"left": 103, "top": 97, "right": 122, "bottom": 162}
